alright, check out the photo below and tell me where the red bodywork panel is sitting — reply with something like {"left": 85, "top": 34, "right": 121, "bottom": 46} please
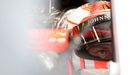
{"left": 29, "top": 28, "right": 69, "bottom": 52}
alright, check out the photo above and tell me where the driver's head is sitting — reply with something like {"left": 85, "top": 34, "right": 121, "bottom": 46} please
{"left": 71, "top": 1, "right": 113, "bottom": 61}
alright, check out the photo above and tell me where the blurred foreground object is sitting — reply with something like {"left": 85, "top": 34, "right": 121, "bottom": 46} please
{"left": 29, "top": 28, "right": 69, "bottom": 52}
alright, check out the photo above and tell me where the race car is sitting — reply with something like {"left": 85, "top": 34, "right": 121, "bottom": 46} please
{"left": 29, "top": 1, "right": 114, "bottom": 75}
{"left": 56, "top": 1, "right": 114, "bottom": 75}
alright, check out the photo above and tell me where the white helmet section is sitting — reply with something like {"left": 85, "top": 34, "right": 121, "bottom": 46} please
{"left": 59, "top": 5, "right": 91, "bottom": 30}
{"left": 59, "top": 1, "right": 111, "bottom": 30}
{"left": 56, "top": 9, "right": 76, "bottom": 28}
{"left": 66, "top": 7, "right": 91, "bottom": 29}
{"left": 80, "top": 69, "right": 109, "bottom": 75}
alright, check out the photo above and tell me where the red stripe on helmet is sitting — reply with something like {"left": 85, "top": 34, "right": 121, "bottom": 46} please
{"left": 94, "top": 60, "right": 108, "bottom": 69}
{"left": 80, "top": 58, "right": 85, "bottom": 69}
{"left": 66, "top": 19, "right": 79, "bottom": 26}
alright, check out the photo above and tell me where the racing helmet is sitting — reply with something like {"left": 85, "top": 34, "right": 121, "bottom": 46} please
{"left": 71, "top": 1, "right": 114, "bottom": 61}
